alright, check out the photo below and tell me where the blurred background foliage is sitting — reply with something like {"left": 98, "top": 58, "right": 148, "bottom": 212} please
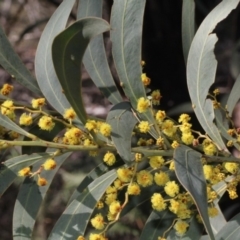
{"left": 1, "top": 0, "right": 240, "bottom": 239}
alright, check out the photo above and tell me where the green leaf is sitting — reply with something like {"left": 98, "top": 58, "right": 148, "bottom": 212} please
{"left": 140, "top": 210, "right": 176, "bottom": 240}
{"left": 0, "top": 153, "right": 53, "bottom": 197}
{"left": 187, "top": 0, "right": 239, "bottom": 151}
{"left": 182, "top": 0, "right": 195, "bottom": 64}
{"left": 106, "top": 102, "right": 137, "bottom": 164}
{"left": 77, "top": 0, "right": 122, "bottom": 105}
{"left": 174, "top": 145, "right": 215, "bottom": 240}
{"left": 0, "top": 26, "right": 41, "bottom": 96}
{"left": 12, "top": 152, "right": 71, "bottom": 240}
{"left": 226, "top": 73, "right": 240, "bottom": 116}
{"left": 48, "top": 170, "right": 117, "bottom": 239}
{"left": 215, "top": 213, "right": 240, "bottom": 240}
{"left": 110, "top": 0, "right": 160, "bottom": 139}
{"left": 0, "top": 112, "right": 35, "bottom": 138}
{"left": 35, "top": 0, "right": 76, "bottom": 117}
{"left": 67, "top": 162, "right": 110, "bottom": 205}
{"left": 52, "top": 17, "right": 110, "bottom": 125}
{"left": 22, "top": 121, "right": 65, "bottom": 155}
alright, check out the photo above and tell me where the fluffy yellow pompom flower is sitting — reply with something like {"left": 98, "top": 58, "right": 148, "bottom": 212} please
{"left": 117, "top": 168, "right": 133, "bottom": 182}
{"left": 103, "top": 152, "right": 116, "bottom": 166}
{"left": 85, "top": 120, "right": 97, "bottom": 131}
{"left": 127, "top": 182, "right": 141, "bottom": 195}
{"left": 64, "top": 127, "right": 82, "bottom": 145}
{"left": 151, "top": 193, "right": 166, "bottom": 211}
{"left": 32, "top": 98, "right": 45, "bottom": 109}
{"left": 208, "top": 207, "right": 219, "bottom": 217}
{"left": 164, "top": 181, "right": 179, "bottom": 197}
{"left": 38, "top": 116, "right": 55, "bottom": 131}
{"left": 18, "top": 167, "right": 31, "bottom": 177}
{"left": 202, "top": 139, "right": 217, "bottom": 156}
{"left": 224, "top": 162, "right": 239, "bottom": 174}
{"left": 179, "top": 122, "right": 192, "bottom": 133}
{"left": 171, "top": 140, "right": 179, "bottom": 149}
{"left": 137, "top": 97, "right": 150, "bottom": 113}
{"left": 19, "top": 113, "right": 33, "bottom": 126}
{"left": 155, "top": 110, "right": 166, "bottom": 122}
{"left": 89, "top": 233, "right": 107, "bottom": 240}
{"left": 141, "top": 73, "right": 151, "bottom": 86}
{"left": 169, "top": 161, "right": 175, "bottom": 171}
{"left": 0, "top": 83, "right": 13, "bottom": 96}
{"left": 43, "top": 158, "right": 57, "bottom": 170}
{"left": 178, "top": 114, "right": 191, "bottom": 123}
{"left": 149, "top": 156, "right": 164, "bottom": 169}
{"left": 109, "top": 200, "right": 121, "bottom": 214}
{"left": 154, "top": 171, "right": 169, "bottom": 186}
{"left": 138, "top": 121, "right": 150, "bottom": 133}
{"left": 151, "top": 90, "right": 161, "bottom": 105}
{"left": 203, "top": 165, "right": 213, "bottom": 180}
{"left": 100, "top": 123, "right": 111, "bottom": 137}
{"left": 161, "top": 120, "right": 177, "bottom": 137}
{"left": 77, "top": 236, "right": 85, "bottom": 240}
{"left": 90, "top": 213, "right": 105, "bottom": 230}
{"left": 1, "top": 100, "right": 14, "bottom": 117}
{"left": 174, "top": 220, "right": 189, "bottom": 235}
{"left": 181, "top": 132, "right": 194, "bottom": 145}
{"left": 37, "top": 177, "right": 47, "bottom": 186}
{"left": 63, "top": 107, "right": 76, "bottom": 121}
{"left": 136, "top": 170, "right": 153, "bottom": 187}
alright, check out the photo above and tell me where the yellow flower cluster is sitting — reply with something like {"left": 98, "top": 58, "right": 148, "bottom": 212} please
{"left": 138, "top": 121, "right": 150, "bottom": 133}
{"left": 161, "top": 120, "right": 177, "bottom": 137}
{"left": 127, "top": 182, "right": 141, "bottom": 195}
{"left": 63, "top": 107, "right": 76, "bottom": 121}
{"left": 18, "top": 167, "right": 31, "bottom": 177}
{"left": 1, "top": 100, "right": 15, "bottom": 118}
{"left": 151, "top": 90, "right": 161, "bottom": 105}
{"left": 202, "top": 139, "right": 217, "bottom": 156}
{"left": 174, "top": 220, "right": 189, "bottom": 235}
{"left": 149, "top": 156, "right": 164, "bottom": 169}
{"left": 137, "top": 97, "right": 150, "bottom": 113}
{"left": 164, "top": 181, "right": 179, "bottom": 197}
{"left": 141, "top": 73, "right": 151, "bottom": 86}
{"left": 63, "top": 127, "right": 82, "bottom": 145}
{"left": 0, "top": 84, "right": 13, "bottom": 96}
{"left": 38, "top": 116, "right": 55, "bottom": 131}
{"left": 151, "top": 193, "right": 166, "bottom": 211}
{"left": 117, "top": 167, "right": 133, "bottom": 182}
{"left": 136, "top": 170, "right": 153, "bottom": 187}
{"left": 42, "top": 158, "right": 57, "bottom": 170}
{"left": 32, "top": 98, "right": 45, "bottom": 109}
{"left": 19, "top": 113, "right": 33, "bottom": 126}
{"left": 90, "top": 213, "right": 105, "bottom": 230}
{"left": 155, "top": 110, "right": 166, "bottom": 122}
{"left": 103, "top": 152, "right": 116, "bottom": 166}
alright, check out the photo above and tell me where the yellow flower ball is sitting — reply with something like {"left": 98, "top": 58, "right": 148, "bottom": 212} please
{"left": 127, "top": 182, "right": 141, "bottom": 195}
{"left": 149, "top": 156, "right": 164, "bottom": 169}
{"left": 224, "top": 162, "right": 239, "bottom": 174}
{"left": 164, "top": 181, "right": 179, "bottom": 197}
{"left": 19, "top": 113, "right": 33, "bottom": 126}
{"left": 181, "top": 132, "right": 194, "bottom": 145}
{"left": 136, "top": 170, "right": 153, "bottom": 187}
{"left": 43, "top": 158, "right": 57, "bottom": 170}
{"left": 18, "top": 167, "right": 31, "bottom": 177}
{"left": 37, "top": 177, "right": 47, "bottom": 186}
{"left": 137, "top": 97, "right": 150, "bottom": 113}
{"left": 63, "top": 107, "right": 76, "bottom": 121}
{"left": 32, "top": 98, "right": 45, "bottom": 109}
{"left": 178, "top": 114, "right": 191, "bottom": 123}
{"left": 174, "top": 220, "right": 189, "bottom": 235}
{"left": 117, "top": 168, "right": 133, "bottom": 182}
{"left": 103, "top": 152, "right": 116, "bottom": 166}
{"left": 100, "top": 123, "right": 111, "bottom": 137}
{"left": 151, "top": 90, "right": 161, "bottom": 105}
{"left": 90, "top": 213, "right": 105, "bottom": 230}
{"left": 155, "top": 110, "right": 166, "bottom": 122}
{"left": 161, "top": 120, "right": 177, "bottom": 137}
{"left": 138, "top": 121, "right": 150, "bottom": 133}
{"left": 1, "top": 100, "right": 14, "bottom": 117}
{"left": 203, "top": 165, "right": 213, "bottom": 180}
{"left": 141, "top": 73, "right": 151, "bottom": 86}
{"left": 109, "top": 200, "right": 121, "bottom": 214}
{"left": 0, "top": 83, "right": 13, "bottom": 96}
{"left": 202, "top": 139, "right": 217, "bottom": 156}
{"left": 151, "top": 193, "right": 166, "bottom": 211}
{"left": 208, "top": 207, "right": 219, "bottom": 217}
{"left": 154, "top": 171, "right": 169, "bottom": 186}
{"left": 38, "top": 116, "right": 55, "bottom": 131}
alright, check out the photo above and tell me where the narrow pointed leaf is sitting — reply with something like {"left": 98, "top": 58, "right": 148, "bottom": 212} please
{"left": 77, "top": 0, "right": 122, "bottom": 105}
{"left": 0, "top": 26, "right": 41, "bottom": 95}
{"left": 174, "top": 145, "right": 215, "bottom": 240}
{"left": 106, "top": 102, "right": 137, "bottom": 164}
{"left": 52, "top": 17, "right": 110, "bottom": 125}
{"left": 110, "top": 0, "right": 159, "bottom": 138}
{"left": 0, "top": 153, "right": 53, "bottom": 197}
{"left": 140, "top": 210, "right": 175, "bottom": 240}
{"left": 48, "top": 170, "right": 117, "bottom": 239}
{"left": 182, "top": 0, "right": 195, "bottom": 63}
{"left": 12, "top": 152, "right": 71, "bottom": 240}
{"left": 216, "top": 212, "right": 240, "bottom": 240}
{"left": 0, "top": 112, "right": 35, "bottom": 138}
{"left": 35, "top": 0, "right": 76, "bottom": 117}
{"left": 187, "top": 0, "right": 239, "bottom": 150}
{"left": 227, "top": 73, "right": 240, "bottom": 116}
